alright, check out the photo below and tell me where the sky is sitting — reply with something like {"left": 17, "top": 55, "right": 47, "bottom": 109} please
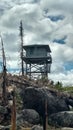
{"left": 0, "top": 0, "right": 73, "bottom": 86}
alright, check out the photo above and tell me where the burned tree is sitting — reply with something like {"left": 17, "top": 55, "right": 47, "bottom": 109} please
{"left": 19, "top": 20, "right": 24, "bottom": 75}
{"left": 0, "top": 35, "right": 7, "bottom": 105}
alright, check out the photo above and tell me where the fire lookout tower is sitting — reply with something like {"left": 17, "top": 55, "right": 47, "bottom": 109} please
{"left": 22, "top": 44, "right": 52, "bottom": 78}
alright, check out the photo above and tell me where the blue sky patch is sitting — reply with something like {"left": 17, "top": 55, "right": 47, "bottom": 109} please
{"left": 64, "top": 62, "right": 73, "bottom": 71}
{"left": 48, "top": 15, "right": 65, "bottom": 22}
{"left": 53, "top": 36, "right": 67, "bottom": 44}
{"left": 7, "top": 68, "right": 20, "bottom": 72}
{"left": 0, "top": 61, "right": 2, "bottom": 66}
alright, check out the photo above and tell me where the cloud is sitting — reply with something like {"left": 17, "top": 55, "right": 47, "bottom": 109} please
{"left": 40, "top": 0, "right": 73, "bottom": 15}
{"left": 0, "top": 0, "right": 73, "bottom": 86}
{"left": 49, "top": 70, "right": 73, "bottom": 86}
{"left": 3, "top": 33, "right": 19, "bottom": 52}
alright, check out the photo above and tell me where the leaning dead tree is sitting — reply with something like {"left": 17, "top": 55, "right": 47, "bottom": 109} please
{"left": 0, "top": 35, "right": 7, "bottom": 105}
{"left": 19, "top": 20, "right": 24, "bottom": 75}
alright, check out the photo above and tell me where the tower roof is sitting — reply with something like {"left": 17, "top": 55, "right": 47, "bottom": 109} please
{"left": 23, "top": 44, "right": 51, "bottom": 52}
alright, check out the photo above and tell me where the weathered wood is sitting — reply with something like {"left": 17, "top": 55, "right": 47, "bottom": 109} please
{"left": 11, "top": 90, "right": 16, "bottom": 130}
{"left": 0, "top": 35, "right": 7, "bottom": 105}
{"left": 20, "top": 20, "right": 24, "bottom": 76}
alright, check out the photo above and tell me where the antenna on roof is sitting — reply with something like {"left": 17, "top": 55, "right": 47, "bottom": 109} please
{"left": 19, "top": 20, "right": 24, "bottom": 76}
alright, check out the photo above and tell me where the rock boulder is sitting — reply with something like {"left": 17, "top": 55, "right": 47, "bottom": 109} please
{"left": 49, "top": 111, "right": 73, "bottom": 127}
{"left": 21, "top": 87, "right": 72, "bottom": 117}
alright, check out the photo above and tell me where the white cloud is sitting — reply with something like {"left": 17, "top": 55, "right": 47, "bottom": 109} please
{"left": 49, "top": 70, "right": 73, "bottom": 86}
{"left": 50, "top": 43, "right": 73, "bottom": 62}
{"left": 0, "top": 0, "right": 73, "bottom": 86}
{"left": 40, "top": 0, "right": 73, "bottom": 15}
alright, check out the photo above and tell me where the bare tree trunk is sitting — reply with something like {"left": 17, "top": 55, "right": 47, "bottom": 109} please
{"left": 19, "top": 20, "right": 24, "bottom": 76}
{"left": 0, "top": 35, "right": 7, "bottom": 106}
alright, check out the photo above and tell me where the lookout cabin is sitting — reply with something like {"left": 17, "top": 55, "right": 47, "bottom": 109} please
{"left": 22, "top": 44, "right": 52, "bottom": 78}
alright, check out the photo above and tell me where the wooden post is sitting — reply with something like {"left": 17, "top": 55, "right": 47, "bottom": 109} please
{"left": 45, "top": 98, "right": 48, "bottom": 130}
{"left": 2, "top": 65, "right": 7, "bottom": 105}
{"left": 26, "top": 63, "right": 27, "bottom": 75}
{"left": 43, "top": 98, "right": 48, "bottom": 130}
{"left": 11, "top": 89, "right": 16, "bottom": 130}
{"left": 29, "top": 63, "right": 31, "bottom": 80}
